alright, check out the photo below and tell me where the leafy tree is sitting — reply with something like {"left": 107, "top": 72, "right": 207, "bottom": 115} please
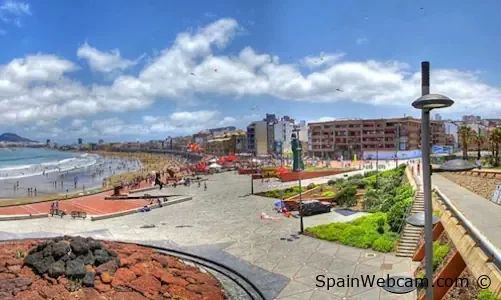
{"left": 458, "top": 125, "right": 473, "bottom": 159}
{"left": 489, "top": 128, "right": 501, "bottom": 166}
{"left": 473, "top": 130, "right": 486, "bottom": 160}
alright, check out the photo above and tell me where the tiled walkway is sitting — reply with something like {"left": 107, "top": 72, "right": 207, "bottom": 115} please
{"left": 0, "top": 169, "right": 415, "bottom": 299}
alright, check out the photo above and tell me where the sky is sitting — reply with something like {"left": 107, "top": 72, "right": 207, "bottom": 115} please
{"left": 1, "top": 0, "right": 501, "bottom": 143}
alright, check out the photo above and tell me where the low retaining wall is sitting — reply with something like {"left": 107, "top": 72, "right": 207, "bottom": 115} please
{"left": 458, "top": 170, "right": 501, "bottom": 179}
{"left": 0, "top": 213, "right": 48, "bottom": 221}
{"left": 279, "top": 169, "right": 351, "bottom": 182}
{"left": 90, "top": 196, "right": 192, "bottom": 221}
{"left": 433, "top": 191, "right": 501, "bottom": 297}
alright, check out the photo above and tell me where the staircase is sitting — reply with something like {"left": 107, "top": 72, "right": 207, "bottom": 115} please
{"left": 396, "top": 185, "right": 425, "bottom": 258}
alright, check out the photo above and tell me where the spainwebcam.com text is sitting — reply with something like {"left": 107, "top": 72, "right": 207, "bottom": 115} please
{"left": 316, "top": 274, "right": 492, "bottom": 290}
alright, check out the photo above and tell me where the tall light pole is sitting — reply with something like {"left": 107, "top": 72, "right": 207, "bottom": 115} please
{"left": 292, "top": 126, "right": 304, "bottom": 233}
{"left": 395, "top": 123, "right": 400, "bottom": 168}
{"left": 412, "top": 61, "right": 454, "bottom": 300}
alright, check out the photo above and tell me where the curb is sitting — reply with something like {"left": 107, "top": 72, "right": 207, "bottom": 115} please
{"left": 0, "top": 213, "right": 49, "bottom": 221}
{"left": 90, "top": 196, "right": 192, "bottom": 221}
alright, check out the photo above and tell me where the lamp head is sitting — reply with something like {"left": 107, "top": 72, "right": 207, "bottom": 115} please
{"left": 412, "top": 94, "right": 454, "bottom": 110}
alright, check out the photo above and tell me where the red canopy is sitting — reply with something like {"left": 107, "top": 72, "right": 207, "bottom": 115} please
{"left": 276, "top": 166, "right": 289, "bottom": 174}
{"left": 226, "top": 154, "right": 237, "bottom": 162}
{"left": 217, "top": 158, "right": 225, "bottom": 164}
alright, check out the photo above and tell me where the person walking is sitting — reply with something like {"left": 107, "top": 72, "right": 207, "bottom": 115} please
{"left": 204, "top": 182, "right": 207, "bottom": 191}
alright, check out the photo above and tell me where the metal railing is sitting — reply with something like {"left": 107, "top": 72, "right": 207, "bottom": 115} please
{"left": 434, "top": 187, "right": 501, "bottom": 270}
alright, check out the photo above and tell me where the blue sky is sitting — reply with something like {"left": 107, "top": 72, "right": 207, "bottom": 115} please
{"left": 1, "top": 0, "right": 501, "bottom": 143}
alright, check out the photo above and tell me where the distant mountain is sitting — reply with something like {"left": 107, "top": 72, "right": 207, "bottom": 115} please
{"left": 0, "top": 133, "right": 37, "bottom": 143}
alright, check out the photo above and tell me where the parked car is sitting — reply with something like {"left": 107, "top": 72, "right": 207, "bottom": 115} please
{"left": 299, "top": 200, "right": 331, "bottom": 216}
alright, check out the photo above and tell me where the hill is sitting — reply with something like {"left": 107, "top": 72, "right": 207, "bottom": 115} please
{"left": 0, "top": 133, "right": 36, "bottom": 143}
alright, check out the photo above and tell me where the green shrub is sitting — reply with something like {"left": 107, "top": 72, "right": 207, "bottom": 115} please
{"left": 350, "top": 179, "right": 368, "bottom": 189}
{"left": 327, "top": 179, "right": 336, "bottom": 186}
{"left": 351, "top": 174, "right": 364, "bottom": 180}
{"left": 307, "top": 183, "right": 317, "bottom": 190}
{"left": 335, "top": 184, "right": 358, "bottom": 207}
{"left": 321, "top": 191, "right": 336, "bottom": 197}
{"left": 387, "top": 198, "right": 412, "bottom": 232}
{"left": 477, "top": 290, "right": 501, "bottom": 300}
{"left": 433, "top": 241, "right": 451, "bottom": 271}
{"left": 372, "top": 235, "right": 397, "bottom": 252}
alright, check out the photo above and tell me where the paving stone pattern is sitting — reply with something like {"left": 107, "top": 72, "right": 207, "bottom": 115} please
{"left": 0, "top": 168, "right": 415, "bottom": 299}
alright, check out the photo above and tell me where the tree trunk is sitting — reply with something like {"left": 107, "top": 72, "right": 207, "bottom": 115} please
{"left": 463, "top": 146, "right": 468, "bottom": 160}
{"left": 495, "top": 143, "right": 500, "bottom": 167}
{"left": 477, "top": 142, "right": 481, "bottom": 160}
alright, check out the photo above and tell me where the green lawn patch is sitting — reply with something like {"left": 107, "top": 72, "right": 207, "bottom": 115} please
{"left": 306, "top": 165, "right": 414, "bottom": 253}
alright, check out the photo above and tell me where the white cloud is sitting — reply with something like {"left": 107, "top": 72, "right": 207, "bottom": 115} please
{"left": 0, "top": 1, "right": 31, "bottom": 16}
{"left": 0, "top": 0, "right": 31, "bottom": 28}
{"left": 302, "top": 52, "right": 345, "bottom": 69}
{"left": 77, "top": 42, "right": 142, "bottom": 73}
{"left": 2, "top": 17, "right": 501, "bottom": 138}
{"left": 356, "top": 37, "right": 369, "bottom": 45}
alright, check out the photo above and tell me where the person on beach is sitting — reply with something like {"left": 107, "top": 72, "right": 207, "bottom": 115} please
{"left": 204, "top": 182, "right": 207, "bottom": 191}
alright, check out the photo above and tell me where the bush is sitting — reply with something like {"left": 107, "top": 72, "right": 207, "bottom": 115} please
{"left": 335, "top": 184, "right": 358, "bottom": 207}
{"left": 327, "top": 179, "right": 336, "bottom": 186}
{"left": 372, "top": 235, "right": 397, "bottom": 252}
{"left": 350, "top": 179, "right": 368, "bottom": 189}
{"left": 433, "top": 241, "right": 451, "bottom": 271}
{"left": 307, "top": 183, "right": 317, "bottom": 190}
{"left": 387, "top": 198, "right": 412, "bottom": 232}
{"left": 321, "top": 191, "right": 336, "bottom": 197}
{"left": 477, "top": 290, "right": 501, "bottom": 300}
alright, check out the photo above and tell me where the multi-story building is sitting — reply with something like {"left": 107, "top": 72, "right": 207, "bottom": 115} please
{"left": 247, "top": 121, "right": 268, "bottom": 155}
{"left": 308, "top": 117, "right": 446, "bottom": 159}
{"left": 206, "top": 130, "right": 247, "bottom": 156}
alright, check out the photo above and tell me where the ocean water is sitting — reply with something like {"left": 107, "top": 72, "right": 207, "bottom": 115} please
{"left": 0, "top": 148, "right": 96, "bottom": 180}
{"left": 0, "top": 148, "right": 142, "bottom": 199}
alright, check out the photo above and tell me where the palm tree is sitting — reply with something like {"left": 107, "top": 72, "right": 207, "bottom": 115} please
{"left": 473, "top": 130, "right": 486, "bottom": 160}
{"left": 458, "top": 125, "right": 473, "bottom": 159}
{"left": 489, "top": 128, "right": 501, "bottom": 166}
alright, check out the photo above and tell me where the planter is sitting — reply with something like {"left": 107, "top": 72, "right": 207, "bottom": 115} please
{"left": 413, "top": 222, "right": 444, "bottom": 261}
{"left": 279, "top": 169, "right": 351, "bottom": 182}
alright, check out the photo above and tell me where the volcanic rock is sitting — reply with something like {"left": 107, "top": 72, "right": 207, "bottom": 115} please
{"left": 82, "top": 272, "right": 95, "bottom": 287}
{"left": 47, "top": 260, "right": 65, "bottom": 279}
{"left": 70, "top": 237, "right": 89, "bottom": 255}
{"left": 96, "top": 259, "right": 119, "bottom": 275}
{"left": 94, "top": 249, "right": 112, "bottom": 265}
{"left": 32, "top": 256, "right": 55, "bottom": 274}
{"left": 51, "top": 242, "right": 70, "bottom": 260}
{"left": 65, "top": 260, "right": 86, "bottom": 278}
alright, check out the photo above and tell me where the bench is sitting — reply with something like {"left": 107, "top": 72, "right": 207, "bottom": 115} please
{"left": 50, "top": 209, "right": 66, "bottom": 218}
{"left": 71, "top": 211, "right": 87, "bottom": 219}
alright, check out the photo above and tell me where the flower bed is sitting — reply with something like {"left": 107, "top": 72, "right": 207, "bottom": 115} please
{"left": 0, "top": 237, "right": 226, "bottom": 299}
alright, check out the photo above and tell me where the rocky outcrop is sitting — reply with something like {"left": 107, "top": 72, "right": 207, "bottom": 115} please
{"left": 0, "top": 238, "right": 226, "bottom": 299}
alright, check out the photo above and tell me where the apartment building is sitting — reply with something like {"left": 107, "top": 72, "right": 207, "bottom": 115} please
{"left": 247, "top": 121, "right": 268, "bottom": 155}
{"left": 206, "top": 130, "right": 247, "bottom": 156}
{"left": 308, "top": 117, "right": 446, "bottom": 158}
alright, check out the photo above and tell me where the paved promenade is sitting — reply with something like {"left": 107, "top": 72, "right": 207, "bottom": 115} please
{"left": 432, "top": 174, "right": 501, "bottom": 253}
{"left": 0, "top": 170, "right": 415, "bottom": 299}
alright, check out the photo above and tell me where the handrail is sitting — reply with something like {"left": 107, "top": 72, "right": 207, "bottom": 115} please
{"left": 434, "top": 187, "right": 501, "bottom": 270}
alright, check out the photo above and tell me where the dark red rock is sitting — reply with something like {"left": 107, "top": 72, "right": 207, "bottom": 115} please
{"left": 111, "top": 268, "right": 136, "bottom": 288}
{"left": 13, "top": 290, "right": 43, "bottom": 300}
{"left": 160, "top": 273, "right": 189, "bottom": 287}
{"left": 112, "top": 291, "right": 147, "bottom": 300}
{"left": 167, "top": 285, "right": 202, "bottom": 299}
{"left": 95, "top": 259, "right": 118, "bottom": 275}
{"left": 127, "top": 274, "right": 161, "bottom": 298}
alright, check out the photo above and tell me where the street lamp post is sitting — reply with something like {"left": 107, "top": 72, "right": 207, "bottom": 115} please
{"left": 395, "top": 123, "right": 400, "bottom": 168}
{"left": 412, "top": 61, "right": 454, "bottom": 300}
